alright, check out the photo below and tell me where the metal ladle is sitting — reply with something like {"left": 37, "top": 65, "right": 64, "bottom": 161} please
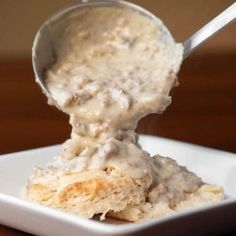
{"left": 32, "top": 0, "right": 236, "bottom": 103}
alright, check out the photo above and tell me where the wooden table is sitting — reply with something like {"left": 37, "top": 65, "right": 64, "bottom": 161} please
{"left": 0, "top": 53, "right": 235, "bottom": 235}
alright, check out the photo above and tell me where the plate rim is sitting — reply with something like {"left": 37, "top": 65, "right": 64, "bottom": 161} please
{"left": 1, "top": 193, "right": 236, "bottom": 235}
{"left": 0, "top": 134, "right": 235, "bottom": 160}
{"left": 0, "top": 134, "right": 236, "bottom": 234}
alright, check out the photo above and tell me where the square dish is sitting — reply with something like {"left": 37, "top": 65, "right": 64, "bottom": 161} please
{"left": 0, "top": 135, "right": 236, "bottom": 236}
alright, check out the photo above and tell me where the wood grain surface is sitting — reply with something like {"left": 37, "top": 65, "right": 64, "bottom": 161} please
{"left": 0, "top": 53, "right": 235, "bottom": 235}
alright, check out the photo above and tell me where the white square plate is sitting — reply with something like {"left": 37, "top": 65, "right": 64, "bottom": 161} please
{"left": 0, "top": 135, "right": 236, "bottom": 236}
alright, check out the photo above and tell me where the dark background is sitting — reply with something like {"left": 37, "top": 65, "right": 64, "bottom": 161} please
{"left": 0, "top": 0, "right": 235, "bottom": 235}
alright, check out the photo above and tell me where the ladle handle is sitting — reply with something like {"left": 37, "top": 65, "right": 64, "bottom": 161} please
{"left": 183, "top": 2, "right": 236, "bottom": 59}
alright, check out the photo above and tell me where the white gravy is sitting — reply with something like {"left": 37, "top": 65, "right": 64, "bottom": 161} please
{"left": 32, "top": 6, "right": 204, "bottom": 205}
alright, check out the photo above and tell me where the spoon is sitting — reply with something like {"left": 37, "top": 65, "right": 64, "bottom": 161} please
{"left": 32, "top": 0, "right": 236, "bottom": 102}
